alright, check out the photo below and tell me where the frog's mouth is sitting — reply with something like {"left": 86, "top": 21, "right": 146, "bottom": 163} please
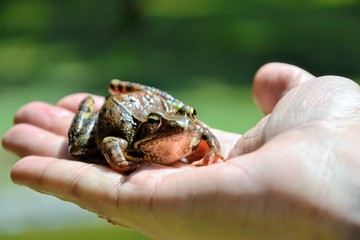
{"left": 139, "top": 130, "right": 198, "bottom": 165}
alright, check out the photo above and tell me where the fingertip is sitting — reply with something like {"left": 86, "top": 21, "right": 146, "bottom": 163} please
{"left": 253, "top": 62, "right": 315, "bottom": 114}
{"left": 14, "top": 101, "right": 46, "bottom": 124}
{"left": 11, "top": 156, "right": 30, "bottom": 183}
{"left": 1, "top": 123, "right": 68, "bottom": 159}
{"left": 1, "top": 123, "right": 28, "bottom": 156}
{"left": 1, "top": 128, "right": 12, "bottom": 151}
{"left": 10, "top": 156, "right": 45, "bottom": 186}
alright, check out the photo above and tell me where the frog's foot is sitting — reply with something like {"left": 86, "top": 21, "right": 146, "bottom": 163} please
{"left": 190, "top": 150, "right": 224, "bottom": 167}
{"left": 101, "top": 136, "right": 139, "bottom": 172}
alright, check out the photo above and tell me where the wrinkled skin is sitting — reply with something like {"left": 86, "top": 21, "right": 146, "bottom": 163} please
{"left": 2, "top": 63, "right": 360, "bottom": 239}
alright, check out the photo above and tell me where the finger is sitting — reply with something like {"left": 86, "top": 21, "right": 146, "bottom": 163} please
{"left": 10, "top": 154, "right": 263, "bottom": 230}
{"left": 57, "top": 93, "right": 105, "bottom": 112}
{"left": 228, "top": 115, "right": 270, "bottom": 157}
{"left": 253, "top": 62, "right": 315, "bottom": 114}
{"left": 2, "top": 123, "right": 68, "bottom": 158}
{"left": 10, "top": 156, "right": 129, "bottom": 225}
{"left": 14, "top": 101, "right": 74, "bottom": 136}
{"left": 11, "top": 156, "right": 142, "bottom": 226}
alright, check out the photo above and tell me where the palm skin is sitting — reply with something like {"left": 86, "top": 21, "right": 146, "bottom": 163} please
{"left": 3, "top": 63, "right": 360, "bottom": 239}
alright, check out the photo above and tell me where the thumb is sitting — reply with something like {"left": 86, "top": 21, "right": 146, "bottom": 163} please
{"left": 230, "top": 63, "right": 314, "bottom": 157}
{"left": 253, "top": 62, "right": 315, "bottom": 115}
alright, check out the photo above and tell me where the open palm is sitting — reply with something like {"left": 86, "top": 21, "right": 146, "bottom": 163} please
{"left": 3, "top": 63, "right": 360, "bottom": 239}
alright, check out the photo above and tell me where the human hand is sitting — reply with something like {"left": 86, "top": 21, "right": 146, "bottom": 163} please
{"left": 3, "top": 63, "right": 360, "bottom": 239}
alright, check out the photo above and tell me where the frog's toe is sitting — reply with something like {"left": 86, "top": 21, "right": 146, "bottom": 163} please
{"left": 190, "top": 159, "right": 206, "bottom": 167}
{"left": 111, "top": 162, "right": 139, "bottom": 172}
{"left": 190, "top": 152, "right": 224, "bottom": 167}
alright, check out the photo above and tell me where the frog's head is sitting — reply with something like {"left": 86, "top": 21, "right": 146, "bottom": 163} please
{"left": 147, "top": 105, "right": 197, "bottom": 132}
{"left": 134, "top": 105, "right": 199, "bottom": 164}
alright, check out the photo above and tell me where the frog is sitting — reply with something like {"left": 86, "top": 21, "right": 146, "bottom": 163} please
{"left": 68, "top": 79, "right": 223, "bottom": 172}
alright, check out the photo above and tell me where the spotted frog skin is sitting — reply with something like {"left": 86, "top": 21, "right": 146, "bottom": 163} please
{"left": 68, "top": 79, "right": 223, "bottom": 172}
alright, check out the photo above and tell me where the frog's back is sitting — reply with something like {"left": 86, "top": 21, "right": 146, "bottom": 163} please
{"left": 112, "top": 89, "right": 183, "bottom": 121}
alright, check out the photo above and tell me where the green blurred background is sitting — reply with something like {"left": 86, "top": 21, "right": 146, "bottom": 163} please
{"left": 1, "top": 0, "right": 359, "bottom": 239}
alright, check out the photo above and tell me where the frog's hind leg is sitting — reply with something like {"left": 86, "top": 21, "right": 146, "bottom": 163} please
{"left": 68, "top": 96, "right": 98, "bottom": 157}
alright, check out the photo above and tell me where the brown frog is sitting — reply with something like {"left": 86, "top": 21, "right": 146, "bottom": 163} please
{"left": 68, "top": 79, "right": 223, "bottom": 172}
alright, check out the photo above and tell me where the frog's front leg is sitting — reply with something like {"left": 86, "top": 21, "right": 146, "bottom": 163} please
{"left": 191, "top": 125, "right": 224, "bottom": 166}
{"left": 101, "top": 136, "right": 141, "bottom": 172}
{"left": 68, "top": 96, "right": 98, "bottom": 157}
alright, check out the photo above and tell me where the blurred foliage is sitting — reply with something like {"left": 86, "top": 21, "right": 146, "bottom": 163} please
{"left": 1, "top": 224, "right": 149, "bottom": 240}
{"left": 0, "top": 0, "right": 359, "bottom": 95}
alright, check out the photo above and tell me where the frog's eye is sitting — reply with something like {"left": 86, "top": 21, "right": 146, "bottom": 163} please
{"left": 177, "top": 106, "right": 197, "bottom": 120}
{"left": 147, "top": 113, "right": 162, "bottom": 125}
{"left": 189, "top": 107, "right": 197, "bottom": 119}
{"left": 176, "top": 106, "right": 186, "bottom": 115}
